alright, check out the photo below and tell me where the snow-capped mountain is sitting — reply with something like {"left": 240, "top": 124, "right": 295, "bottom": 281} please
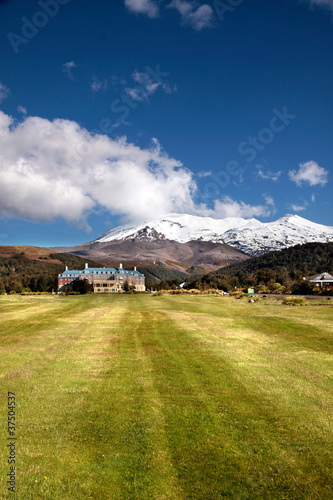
{"left": 96, "top": 213, "right": 333, "bottom": 256}
{"left": 96, "top": 214, "right": 262, "bottom": 244}
{"left": 222, "top": 215, "right": 333, "bottom": 256}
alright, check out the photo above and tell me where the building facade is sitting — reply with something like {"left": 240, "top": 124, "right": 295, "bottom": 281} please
{"left": 308, "top": 272, "right": 333, "bottom": 289}
{"left": 58, "top": 263, "right": 145, "bottom": 292}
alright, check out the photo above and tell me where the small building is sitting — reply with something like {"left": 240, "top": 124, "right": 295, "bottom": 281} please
{"left": 58, "top": 263, "right": 145, "bottom": 293}
{"left": 308, "top": 272, "right": 333, "bottom": 289}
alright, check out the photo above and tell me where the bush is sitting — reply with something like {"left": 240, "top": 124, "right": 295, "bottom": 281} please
{"left": 283, "top": 297, "right": 306, "bottom": 306}
{"left": 291, "top": 281, "right": 316, "bottom": 295}
{"left": 230, "top": 291, "right": 245, "bottom": 299}
{"left": 72, "top": 278, "right": 92, "bottom": 294}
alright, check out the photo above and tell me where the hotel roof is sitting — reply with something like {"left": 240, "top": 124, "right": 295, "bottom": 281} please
{"left": 308, "top": 272, "right": 333, "bottom": 282}
{"left": 59, "top": 266, "right": 144, "bottom": 278}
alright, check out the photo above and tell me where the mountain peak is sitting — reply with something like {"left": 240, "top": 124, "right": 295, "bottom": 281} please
{"left": 95, "top": 213, "right": 333, "bottom": 256}
{"left": 276, "top": 214, "right": 306, "bottom": 223}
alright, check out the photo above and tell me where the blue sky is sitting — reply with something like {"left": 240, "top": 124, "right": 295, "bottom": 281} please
{"left": 0, "top": 0, "right": 332, "bottom": 246}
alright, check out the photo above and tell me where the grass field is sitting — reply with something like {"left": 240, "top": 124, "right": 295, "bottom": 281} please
{"left": 0, "top": 294, "right": 332, "bottom": 499}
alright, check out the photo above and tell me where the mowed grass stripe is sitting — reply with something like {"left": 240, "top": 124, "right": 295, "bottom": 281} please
{"left": 109, "top": 304, "right": 186, "bottom": 499}
{"left": 65, "top": 298, "right": 186, "bottom": 500}
{"left": 163, "top": 307, "right": 333, "bottom": 417}
{"left": 0, "top": 295, "right": 185, "bottom": 499}
{"left": 137, "top": 307, "right": 258, "bottom": 498}
{"left": 0, "top": 295, "right": 90, "bottom": 346}
{"left": 149, "top": 295, "right": 333, "bottom": 498}
{"left": 1, "top": 296, "right": 126, "bottom": 498}
{"left": 0, "top": 294, "right": 332, "bottom": 499}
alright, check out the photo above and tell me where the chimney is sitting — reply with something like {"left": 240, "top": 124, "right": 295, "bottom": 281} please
{"left": 65, "top": 266, "right": 68, "bottom": 271}
{"left": 134, "top": 266, "right": 137, "bottom": 271}
{"left": 85, "top": 263, "right": 88, "bottom": 269}
{"left": 119, "top": 263, "right": 123, "bottom": 269}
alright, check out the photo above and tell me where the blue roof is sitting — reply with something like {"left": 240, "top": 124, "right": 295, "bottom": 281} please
{"left": 59, "top": 266, "right": 144, "bottom": 278}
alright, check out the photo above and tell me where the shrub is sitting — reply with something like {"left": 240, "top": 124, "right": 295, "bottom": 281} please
{"left": 230, "top": 291, "right": 245, "bottom": 299}
{"left": 283, "top": 297, "right": 306, "bottom": 306}
{"left": 291, "top": 281, "right": 316, "bottom": 295}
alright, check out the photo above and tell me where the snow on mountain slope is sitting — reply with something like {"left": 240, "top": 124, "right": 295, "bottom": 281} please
{"left": 223, "top": 215, "right": 333, "bottom": 256}
{"left": 95, "top": 213, "right": 333, "bottom": 256}
{"left": 96, "top": 213, "right": 262, "bottom": 244}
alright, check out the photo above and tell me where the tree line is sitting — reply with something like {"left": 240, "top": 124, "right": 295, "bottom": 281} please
{"left": 0, "top": 252, "right": 102, "bottom": 294}
{"left": 184, "top": 242, "right": 333, "bottom": 295}
{"left": 1, "top": 243, "right": 332, "bottom": 295}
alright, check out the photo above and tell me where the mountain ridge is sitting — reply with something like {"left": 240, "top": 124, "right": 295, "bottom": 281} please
{"left": 93, "top": 213, "right": 333, "bottom": 256}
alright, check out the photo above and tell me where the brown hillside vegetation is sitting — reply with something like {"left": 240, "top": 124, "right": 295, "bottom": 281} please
{"left": 52, "top": 238, "right": 250, "bottom": 272}
{"left": 0, "top": 245, "right": 63, "bottom": 263}
{"left": 0, "top": 246, "right": 105, "bottom": 294}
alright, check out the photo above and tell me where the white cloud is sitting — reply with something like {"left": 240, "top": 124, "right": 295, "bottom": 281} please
{"left": 262, "top": 193, "right": 275, "bottom": 208}
{"left": 212, "top": 197, "right": 273, "bottom": 218}
{"left": 288, "top": 161, "right": 328, "bottom": 186}
{"left": 125, "top": 0, "right": 159, "bottom": 17}
{"left": 125, "top": 87, "right": 148, "bottom": 102}
{"left": 256, "top": 164, "right": 282, "bottom": 182}
{"left": 91, "top": 77, "right": 108, "bottom": 93}
{"left": 196, "top": 196, "right": 273, "bottom": 219}
{"left": 17, "top": 105, "right": 27, "bottom": 115}
{"left": 0, "top": 82, "right": 9, "bottom": 103}
{"left": 0, "top": 111, "right": 199, "bottom": 226}
{"left": 62, "top": 61, "right": 77, "bottom": 80}
{"left": 305, "top": 0, "right": 333, "bottom": 12}
{"left": 197, "top": 170, "right": 212, "bottom": 177}
{"left": 168, "top": 0, "right": 214, "bottom": 30}
{"left": 125, "top": 69, "right": 175, "bottom": 102}
{"left": 110, "top": 75, "right": 127, "bottom": 90}
{"left": 0, "top": 111, "right": 276, "bottom": 227}
{"left": 290, "top": 193, "right": 316, "bottom": 211}
{"left": 290, "top": 203, "right": 308, "bottom": 211}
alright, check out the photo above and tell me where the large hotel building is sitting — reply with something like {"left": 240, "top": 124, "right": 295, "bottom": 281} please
{"left": 58, "top": 263, "right": 145, "bottom": 293}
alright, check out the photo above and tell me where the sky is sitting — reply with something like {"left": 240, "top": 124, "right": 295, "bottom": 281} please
{"left": 0, "top": 0, "right": 332, "bottom": 246}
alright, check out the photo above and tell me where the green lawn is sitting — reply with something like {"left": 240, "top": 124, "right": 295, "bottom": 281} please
{"left": 0, "top": 294, "right": 332, "bottom": 499}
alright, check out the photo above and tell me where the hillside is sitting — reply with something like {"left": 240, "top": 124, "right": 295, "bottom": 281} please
{"left": 53, "top": 238, "right": 249, "bottom": 272}
{"left": 0, "top": 246, "right": 103, "bottom": 294}
{"left": 2, "top": 241, "right": 332, "bottom": 294}
{"left": 0, "top": 246, "right": 204, "bottom": 292}
{"left": 186, "top": 242, "right": 333, "bottom": 293}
